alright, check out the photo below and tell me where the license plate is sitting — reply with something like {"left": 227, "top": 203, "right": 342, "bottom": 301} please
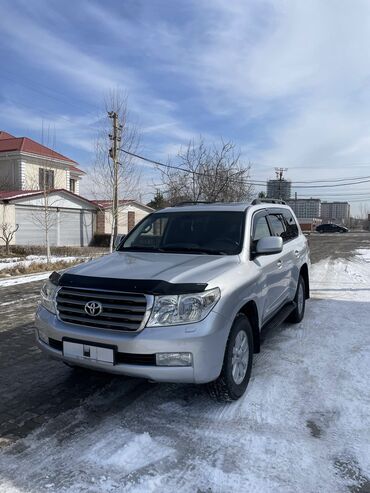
{"left": 63, "top": 341, "right": 114, "bottom": 365}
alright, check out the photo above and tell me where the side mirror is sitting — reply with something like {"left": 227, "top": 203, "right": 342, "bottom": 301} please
{"left": 255, "top": 236, "right": 283, "bottom": 256}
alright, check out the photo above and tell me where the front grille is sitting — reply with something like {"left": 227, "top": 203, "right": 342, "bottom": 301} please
{"left": 56, "top": 287, "right": 148, "bottom": 332}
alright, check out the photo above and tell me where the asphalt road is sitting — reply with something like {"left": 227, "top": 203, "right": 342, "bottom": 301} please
{"left": 0, "top": 232, "right": 369, "bottom": 492}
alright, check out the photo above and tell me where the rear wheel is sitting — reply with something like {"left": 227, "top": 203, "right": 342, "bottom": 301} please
{"left": 287, "top": 275, "right": 306, "bottom": 323}
{"left": 208, "top": 314, "right": 254, "bottom": 402}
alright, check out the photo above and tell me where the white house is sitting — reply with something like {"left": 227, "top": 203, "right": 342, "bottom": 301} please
{"left": 0, "top": 189, "right": 97, "bottom": 247}
{"left": 0, "top": 130, "right": 153, "bottom": 247}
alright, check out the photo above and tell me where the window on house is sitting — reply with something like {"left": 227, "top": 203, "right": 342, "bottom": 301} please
{"left": 70, "top": 178, "right": 76, "bottom": 193}
{"left": 39, "top": 169, "right": 54, "bottom": 190}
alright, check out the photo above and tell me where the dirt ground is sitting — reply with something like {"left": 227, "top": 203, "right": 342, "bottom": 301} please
{"left": 308, "top": 231, "right": 370, "bottom": 264}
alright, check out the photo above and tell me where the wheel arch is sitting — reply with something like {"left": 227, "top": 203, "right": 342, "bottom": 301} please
{"left": 239, "top": 300, "right": 260, "bottom": 353}
{"left": 300, "top": 263, "right": 310, "bottom": 299}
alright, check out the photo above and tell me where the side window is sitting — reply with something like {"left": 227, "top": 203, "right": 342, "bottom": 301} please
{"left": 282, "top": 210, "right": 299, "bottom": 241}
{"left": 268, "top": 213, "right": 286, "bottom": 238}
{"left": 252, "top": 215, "right": 271, "bottom": 242}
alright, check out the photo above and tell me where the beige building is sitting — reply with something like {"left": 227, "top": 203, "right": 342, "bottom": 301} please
{"left": 94, "top": 200, "right": 154, "bottom": 235}
{"left": 287, "top": 198, "right": 321, "bottom": 219}
{"left": 0, "top": 130, "right": 84, "bottom": 193}
{"left": 321, "top": 201, "right": 350, "bottom": 225}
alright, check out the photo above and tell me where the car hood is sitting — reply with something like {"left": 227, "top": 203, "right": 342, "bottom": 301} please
{"left": 66, "top": 251, "right": 240, "bottom": 285}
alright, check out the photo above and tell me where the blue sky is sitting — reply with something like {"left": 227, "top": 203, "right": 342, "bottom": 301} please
{"left": 1, "top": 0, "right": 370, "bottom": 211}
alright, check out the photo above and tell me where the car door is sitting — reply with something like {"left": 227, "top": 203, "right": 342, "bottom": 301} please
{"left": 250, "top": 210, "right": 287, "bottom": 323}
{"left": 281, "top": 209, "right": 303, "bottom": 300}
{"left": 264, "top": 210, "right": 292, "bottom": 315}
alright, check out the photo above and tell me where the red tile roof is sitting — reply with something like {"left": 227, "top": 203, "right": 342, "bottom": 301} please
{"left": 0, "top": 190, "right": 41, "bottom": 200}
{"left": 0, "top": 131, "right": 16, "bottom": 140}
{"left": 0, "top": 130, "right": 85, "bottom": 174}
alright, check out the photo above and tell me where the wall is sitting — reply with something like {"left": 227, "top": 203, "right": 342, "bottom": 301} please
{"left": 0, "top": 203, "right": 16, "bottom": 246}
{"left": 24, "top": 162, "right": 68, "bottom": 190}
{"left": 298, "top": 217, "right": 322, "bottom": 232}
{"left": 103, "top": 204, "right": 151, "bottom": 235}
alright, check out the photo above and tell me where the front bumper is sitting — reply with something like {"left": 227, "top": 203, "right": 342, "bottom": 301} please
{"left": 35, "top": 306, "right": 230, "bottom": 384}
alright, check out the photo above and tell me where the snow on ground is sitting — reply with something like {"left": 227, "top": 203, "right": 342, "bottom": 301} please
{"left": 0, "top": 255, "right": 81, "bottom": 272}
{"left": 0, "top": 252, "right": 369, "bottom": 492}
{"left": 356, "top": 248, "right": 370, "bottom": 263}
{"left": 0, "top": 272, "right": 51, "bottom": 287}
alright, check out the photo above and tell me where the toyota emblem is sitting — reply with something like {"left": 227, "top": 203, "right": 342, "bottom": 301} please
{"left": 84, "top": 301, "right": 103, "bottom": 317}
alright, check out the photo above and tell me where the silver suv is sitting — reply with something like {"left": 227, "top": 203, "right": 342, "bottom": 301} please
{"left": 35, "top": 200, "right": 310, "bottom": 401}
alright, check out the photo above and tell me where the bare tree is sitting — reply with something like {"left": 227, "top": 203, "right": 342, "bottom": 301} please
{"left": 159, "top": 138, "right": 254, "bottom": 205}
{"left": 26, "top": 129, "right": 65, "bottom": 262}
{"left": 359, "top": 202, "right": 370, "bottom": 219}
{"left": 0, "top": 203, "right": 19, "bottom": 255}
{"left": 90, "top": 90, "right": 141, "bottom": 252}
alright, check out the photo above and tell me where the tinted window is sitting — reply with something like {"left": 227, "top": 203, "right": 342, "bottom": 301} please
{"left": 268, "top": 214, "right": 286, "bottom": 238}
{"left": 121, "top": 211, "right": 245, "bottom": 255}
{"left": 282, "top": 210, "right": 299, "bottom": 240}
{"left": 253, "top": 215, "right": 271, "bottom": 241}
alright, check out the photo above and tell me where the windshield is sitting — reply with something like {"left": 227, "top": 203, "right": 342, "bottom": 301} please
{"left": 119, "top": 211, "right": 245, "bottom": 255}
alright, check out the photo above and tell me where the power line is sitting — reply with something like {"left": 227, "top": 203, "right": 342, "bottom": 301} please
{"left": 121, "top": 148, "right": 370, "bottom": 189}
{"left": 292, "top": 175, "right": 370, "bottom": 183}
{"left": 120, "top": 149, "right": 265, "bottom": 185}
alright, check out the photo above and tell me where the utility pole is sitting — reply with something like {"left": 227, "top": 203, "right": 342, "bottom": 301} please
{"left": 108, "top": 111, "right": 122, "bottom": 245}
{"left": 275, "top": 167, "right": 288, "bottom": 199}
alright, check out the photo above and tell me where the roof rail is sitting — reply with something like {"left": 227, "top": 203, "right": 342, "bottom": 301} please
{"left": 251, "top": 198, "right": 287, "bottom": 205}
{"left": 173, "top": 201, "right": 216, "bottom": 206}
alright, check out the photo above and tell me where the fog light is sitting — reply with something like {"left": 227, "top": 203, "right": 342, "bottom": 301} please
{"left": 156, "top": 352, "right": 192, "bottom": 367}
{"left": 38, "top": 329, "right": 48, "bottom": 345}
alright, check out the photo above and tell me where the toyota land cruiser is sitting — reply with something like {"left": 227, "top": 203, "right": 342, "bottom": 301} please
{"left": 35, "top": 200, "right": 310, "bottom": 401}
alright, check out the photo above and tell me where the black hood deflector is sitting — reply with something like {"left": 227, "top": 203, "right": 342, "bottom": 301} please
{"left": 56, "top": 272, "right": 208, "bottom": 295}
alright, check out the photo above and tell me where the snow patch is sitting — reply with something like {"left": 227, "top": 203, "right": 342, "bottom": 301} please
{"left": 85, "top": 431, "right": 173, "bottom": 472}
{"left": 0, "top": 272, "right": 51, "bottom": 287}
{"left": 356, "top": 248, "right": 370, "bottom": 262}
{"left": 0, "top": 255, "right": 81, "bottom": 272}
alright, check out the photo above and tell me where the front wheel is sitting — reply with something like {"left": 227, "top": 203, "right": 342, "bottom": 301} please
{"left": 208, "top": 314, "right": 254, "bottom": 401}
{"left": 287, "top": 275, "right": 306, "bottom": 323}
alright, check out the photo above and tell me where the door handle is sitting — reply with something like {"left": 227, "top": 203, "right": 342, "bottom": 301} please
{"left": 277, "top": 259, "right": 283, "bottom": 268}
{"left": 294, "top": 250, "right": 300, "bottom": 257}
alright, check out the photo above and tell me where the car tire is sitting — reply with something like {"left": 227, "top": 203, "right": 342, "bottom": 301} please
{"left": 287, "top": 275, "right": 306, "bottom": 324}
{"left": 208, "top": 314, "right": 254, "bottom": 402}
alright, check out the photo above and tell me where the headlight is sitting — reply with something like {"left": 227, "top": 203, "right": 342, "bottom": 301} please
{"left": 40, "top": 279, "right": 59, "bottom": 314}
{"left": 146, "top": 287, "right": 220, "bottom": 327}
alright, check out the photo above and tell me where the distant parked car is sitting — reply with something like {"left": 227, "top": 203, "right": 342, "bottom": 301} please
{"left": 316, "top": 223, "right": 348, "bottom": 233}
